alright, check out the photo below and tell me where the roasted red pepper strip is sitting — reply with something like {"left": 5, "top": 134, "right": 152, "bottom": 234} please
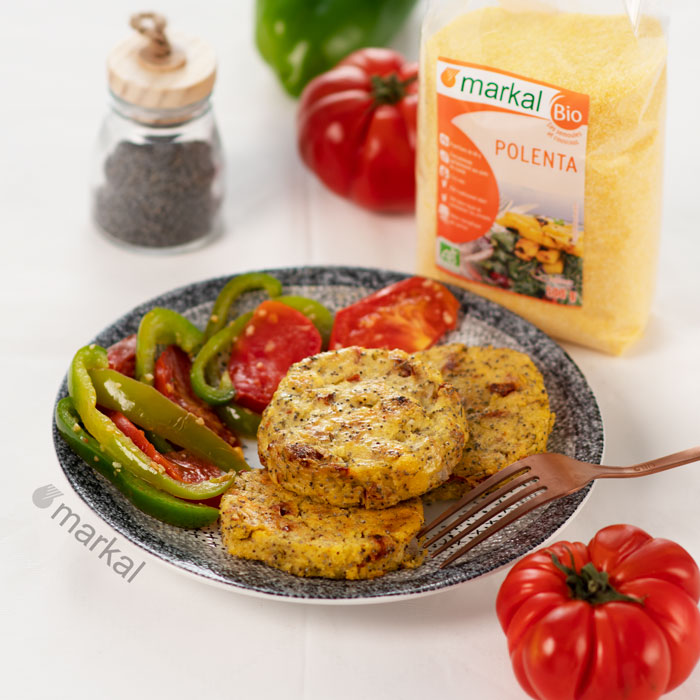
{"left": 228, "top": 300, "right": 323, "bottom": 413}
{"left": 329, "top": 276, "right": 460, "bottom": 352}
{"left": 107, "top": 334, "right": 138, "bottom": 377}
{"left": 105, "top": 410, "right": 223, "bottom": 484}
{"left": 105, "top": 409, "right": 178, "bottom": 477}
{"left": 166, "top": 451, "right": 225, "bottom": 486}
{"left": 155, "top": 345, "right": 240, "bottom": 448}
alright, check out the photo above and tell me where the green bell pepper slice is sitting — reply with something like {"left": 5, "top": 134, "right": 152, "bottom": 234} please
{"left": 143, "top": 430, "right": 174, "bottom": 454}
{"left": 88, "top": 366, "right": 249, "bottom": 474}
{"left": 203, "top": 273, "right": 282, "bottom": 342}
{"left": 217, "top": 403, "right": 262, "bottom": 439}
{"left": 135, "top": 307, "right": 204, "bottom": 385}
{"left": 255, "top": 0, "right": 419, "bottom": 96}
{"left": 68, "top": 345, "right": 240, "bottom": 500}
{"left": 191, "top": 312, "right": 254, "bottom": 405}
{"left": 55, "top": 397, "right": 219, "bottom": 529}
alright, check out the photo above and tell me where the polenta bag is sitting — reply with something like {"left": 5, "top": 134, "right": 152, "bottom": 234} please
{"left": 416, "top": 0, "right": 668, "bottom": 354}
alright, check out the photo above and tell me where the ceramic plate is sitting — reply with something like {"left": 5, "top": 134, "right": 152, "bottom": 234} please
{"left": 52, "top": 266, "right": 604, "bottom": 603}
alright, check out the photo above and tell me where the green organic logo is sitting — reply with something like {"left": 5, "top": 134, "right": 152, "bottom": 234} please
{"left": 439, "top": 241, "right": 460, "bottom": 269}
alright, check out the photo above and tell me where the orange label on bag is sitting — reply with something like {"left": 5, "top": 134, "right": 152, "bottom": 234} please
{"left": 434, "top": 58, "right": 588, "bottom": 306}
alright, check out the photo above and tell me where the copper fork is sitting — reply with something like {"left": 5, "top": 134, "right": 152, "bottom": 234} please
{"left": 419, "top": 446, "right": 700, "bottom": 568}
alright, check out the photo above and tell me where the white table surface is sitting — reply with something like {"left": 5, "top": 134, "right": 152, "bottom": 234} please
{"left": 3, "top": 1, "right": 700, "bottom": 698}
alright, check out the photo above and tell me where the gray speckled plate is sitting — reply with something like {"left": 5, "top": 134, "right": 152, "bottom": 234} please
{"left": 52, "top": 266, "right": 603, "bottom": 603}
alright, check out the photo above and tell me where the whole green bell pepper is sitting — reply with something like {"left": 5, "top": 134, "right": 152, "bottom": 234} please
{"left": 55, "top": 397, "right": 219, "bottom": 528}
{"left": 255, "top": 0, "right": 419, "bottom": 96}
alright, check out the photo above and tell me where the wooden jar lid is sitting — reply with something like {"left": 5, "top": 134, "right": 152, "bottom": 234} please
{"left": 107, "top": 13, "right": 217, "bottom": 112}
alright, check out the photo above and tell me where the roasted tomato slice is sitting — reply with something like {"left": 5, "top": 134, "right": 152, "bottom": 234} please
{"left": 329, "top": 276, "right": 459, "bottom": 352}
{"left": 165, "top": 450, "right": 225, "bottom": 485}
{"left": 104, "top": 409, "right": 223, "bottom": 484}
{"left": 228, "top": 300, "right": 323, "bottom": 413}
{"left": 154, "top": 345, "right": 240, "bottom": 447}
{"left": 107, "top": 334, "right": 137, "bottom": 377}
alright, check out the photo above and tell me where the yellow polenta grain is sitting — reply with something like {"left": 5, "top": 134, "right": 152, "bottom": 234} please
{"left": 417, "top": 9, "right": 667, "bottom": 354}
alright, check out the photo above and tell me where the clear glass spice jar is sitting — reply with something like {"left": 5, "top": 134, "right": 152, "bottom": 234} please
{"left": 92, "top": 13, "right": 223, "bottom": 252}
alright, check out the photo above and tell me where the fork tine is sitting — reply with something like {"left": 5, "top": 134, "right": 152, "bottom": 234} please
{"left": 423, "top": 471, "right": 537, "bottom": 548}
{"left": 417, "top": 459, "right": 532, "bottom": 539}
{"left": 430, "top": 481, "right": 545, "bottom": 558}
{"left": 438, "top": 491, "right": 553, "bottom": 568}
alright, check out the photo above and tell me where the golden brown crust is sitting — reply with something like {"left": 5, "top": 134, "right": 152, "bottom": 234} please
{"left": 219, "top": 470, "right": 424, "bottom": 579}
{"left": 257, "top": 347, "right": 468, "bottom": 509}
{"left": 416, "top": 344, "right": 555, "bottom": 500}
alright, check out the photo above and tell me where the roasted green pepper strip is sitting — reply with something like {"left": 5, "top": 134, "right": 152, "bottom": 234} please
{"left": 255, "top": 0, "right": 419, "bottom": 96}
{"left": 190, "top": 312, "right": 254, "bottom": 404}
{"left": 68, "top": 345, "right": 235, "bottom": 500}
{"left": 144, "top": 430, "right": 174, "bottom": 454}
{"left": 55, "top": 397, "right": 219, "bottom": 528}
{"left": 276, "top": 295, "right": 334, "bottom": 349}
{"left": 217, "top": 403, "right": 262, "bottom": 439}
{"left": 203, "top": 273, "right": 282, "bottom": 342}
{"left": 135, "top": 307, "right": 204, "bottom": 385}
{"left": 88, "top": 366, "right": 249, "bottom": 474}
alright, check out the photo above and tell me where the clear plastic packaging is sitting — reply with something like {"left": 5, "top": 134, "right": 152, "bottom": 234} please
{"left": 416, "top": 0, "right": 668, "bottom": 354}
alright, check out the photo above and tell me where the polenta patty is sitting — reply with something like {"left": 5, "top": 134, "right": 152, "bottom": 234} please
{"left": 257, "top": 347, "right": 467, "bottom": 508}
{"left": 220, "top": 470, "right": 424, "bottom": 579}
{"left": 416, "top": 344, "right": 555, "bottom": 500}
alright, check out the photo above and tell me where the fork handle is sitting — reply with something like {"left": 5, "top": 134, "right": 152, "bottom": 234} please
{"left": 594, "top": 446, "right": 700, "bottom": 479}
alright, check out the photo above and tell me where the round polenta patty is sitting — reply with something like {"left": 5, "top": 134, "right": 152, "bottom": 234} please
{"left": 257, "top": 347, "right": 467, "bottom": 508}
{"left": 220, "top": 470, "right": 425, "bottom": 579}
{"left": 415, "top": 344, "right": 555, "bottom": 500}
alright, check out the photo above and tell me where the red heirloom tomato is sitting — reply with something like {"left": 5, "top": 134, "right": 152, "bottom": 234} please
{"left": 329, "top": 276, "right": 459, "bottom": 352}
{"left": 496, "top": 524, "right": 700, "bottom": 700}
{"left": 297, "top": 47, "right": 417, "bottom": 212}
{"left": 228, "top": 300, "right": 323, "bottom": 413}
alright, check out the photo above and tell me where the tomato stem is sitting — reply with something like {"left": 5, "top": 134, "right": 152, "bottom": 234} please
{"left": 551, "top": 548, "right": 645, "bottom": 606}
{"left": 370, "top": 73, "right": 417, "bottom": 106}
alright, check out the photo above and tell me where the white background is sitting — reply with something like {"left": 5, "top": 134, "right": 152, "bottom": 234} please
{"left": 3, "top": 1, "right": 700, "bottom": 699}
